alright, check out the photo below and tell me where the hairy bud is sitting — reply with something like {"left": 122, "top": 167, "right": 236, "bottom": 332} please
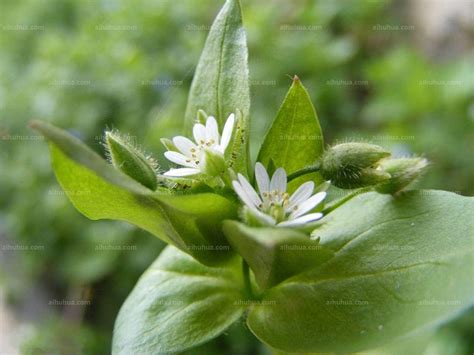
{"left": 376, "top": 157, "right": 429, "bottom": 194}
{"left": 320, "top": 143, "right": 391, "bottom": 189}
{"left": 104, "top": 130, "right": 158, "bottom": 190}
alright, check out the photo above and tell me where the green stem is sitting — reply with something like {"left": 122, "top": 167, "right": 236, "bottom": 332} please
{"left": 242, "top": 259, "right": 253, "bottom": 300}
{"left": 322, "top": 186, "right": 373, "bottom": 215}
{"left": 287, "top": 162, "right": 321, "bottom": 182}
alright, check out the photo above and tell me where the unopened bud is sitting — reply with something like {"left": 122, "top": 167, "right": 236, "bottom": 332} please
{"left": 105, "top": 131, "right": 158, "bottom": 190}
{"left": 376, "top": 157, "right": 429, "bottom": 194}
{"left": 320, "top": 143, "right": 391, "bottom": 189}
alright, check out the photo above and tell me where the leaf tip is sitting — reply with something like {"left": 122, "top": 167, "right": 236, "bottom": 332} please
{"left": 292, "top": 74, "right": 300, "bottom": 82}
{"left": 28, "top": 119, "right": 41, "bottom": 131}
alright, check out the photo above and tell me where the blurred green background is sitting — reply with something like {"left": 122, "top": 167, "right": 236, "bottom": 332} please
{"left": 0, "top": 0, "right": 472, "bottom": 354}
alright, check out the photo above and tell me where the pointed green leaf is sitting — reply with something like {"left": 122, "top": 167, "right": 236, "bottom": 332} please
{"left": 30, "top": 120, "right": 237, "bottom": 265}
{"left": 257, "top": 77, "right": 324, "bottom": 188}
{"left": 223, "top": 221, "right": 334, "bottom": 290}
{"left": 248, "top": 191, "right": 474, "bottom": 352}
{"left": 185, "top": 0, "right": 250, "bottom": 174}
{"left": 113, "top": 246, "right": 245, "bottom": 354}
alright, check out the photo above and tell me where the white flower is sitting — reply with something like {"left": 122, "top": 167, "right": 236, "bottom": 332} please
{"left": 232, "top": 163, "right": 327, "bottom": 227}
{"left": 164, "top": 113, "right": 235, "bottom": 177}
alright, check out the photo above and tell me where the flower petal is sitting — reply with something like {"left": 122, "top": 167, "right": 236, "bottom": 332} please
{"left": 163, "top": 168, "right": 200, "bottom": 177}
{"left": 288, "top": 181, "right": 314, "bottom": 209}
{"left": 270, "top": 167, "right": 287, "bottom": 192}
{"left": 249, "top": 207, "right": 277, "bottom": 225}
{"left": 238, "top": 174, "right": 262, "bottom": 206}
{"left": 291, "top": 191, "right": 327, "bottom": 218}
{"left": 164, "top": 151, "right": 196, "bottom": 168}
{"left": 255, "top": 162, "right": 270, "bottom": 194}
{"left": 193, "top": 123, "right": 207, "bottom": 145}
{"left": 233, "top": 181, "right": 259, "bottom": 209}
{"left": 277, "top": 213, "right": 323, "bottom": 227}
{"left": 172, "top": 136, "right": 197, "bottom": 156}
{"left": 219, "top": 113, "right": 235, "bottom": 152}
{"left": 205, "top": 116, "right": 219, "bottom": 142}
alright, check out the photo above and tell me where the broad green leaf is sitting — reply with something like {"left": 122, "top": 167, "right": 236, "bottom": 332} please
{"left": 113, "top": 246, "right": 245, "bottom": 354}
{"left": 223, "top": 221, "right": 334, "bottom": 290}
{"left": 257, "top": 77, "right": 324, "bottom": 189}
{"left": 31, "top": 120, "right": 237, "bottom": 265}
{"left": 248, "top": 190, "right": 474, "bottom": 352}
{"left": 184, "top": 0, "right": 250, "bottom": 174}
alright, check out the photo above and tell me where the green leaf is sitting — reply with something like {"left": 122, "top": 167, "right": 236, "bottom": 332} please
{"left": 257, "top": 76, "right": 324, "bottom": 189}
{"left": 113, "top": 246, "right": 245, "bottom": 354}
{"left": 223, "top": 221, "right": 334, "bottom": 290}
{"left": 30, "top": 120, "right": 237, "bottom": 265}
{"left": 185, "top": 0, "right": 250, "bottom": 174}
{"left": 247, "top": 190, "right": 474, "bottom": 352}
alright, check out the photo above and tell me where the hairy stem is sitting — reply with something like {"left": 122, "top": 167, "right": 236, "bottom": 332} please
{"left": 287, "top": 162, "right": 321, "bottom": 182}
{"left": 322, "top": 186, "right": 373, "bottom": 215}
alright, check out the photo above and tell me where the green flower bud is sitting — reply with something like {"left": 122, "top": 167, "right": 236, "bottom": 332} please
{"left": 202, "top": 149, "right": 226, "bottom": 177}
{"left": 320, "top": 143, "right": 391, "bottom": 189}
{"left": 376, "top": 157, "right": 429, "bottom": 194}
{"left": 104, "top": 131, "right": 158, "bottom": 190}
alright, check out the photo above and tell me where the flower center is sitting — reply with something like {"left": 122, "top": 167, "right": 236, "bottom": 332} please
{"left": 186, "top": 138, "right": 217, "bottom": 166}
{"left": 260, "top": 190, "right": 291, "bottom": 222}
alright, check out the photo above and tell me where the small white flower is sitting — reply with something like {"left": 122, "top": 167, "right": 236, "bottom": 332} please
{"left": 233, "top": 163, "right": 327, "bottom": 227}
{"left": 164, "top": 113, "right": 235, "bottom": 177}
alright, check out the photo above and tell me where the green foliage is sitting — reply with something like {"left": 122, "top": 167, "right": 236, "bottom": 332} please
{"left": 223, "top": 221, "right": 333, "bottom": 290}
{"left": 185, "top": 0, "right": 250, "bottom": 175}
{"left": 247, "top": 191, "right": 474, "bottom": 352}
{"left": 1, "top": 0, "right": 473, "bottom": 354}
{"left": 113, "top": 246, "right": 245, "bottom": 354}
{"left": 31, "top": 120, "right": 237, "bottom": 265}
{"left": 257, "top": 77, "right": 324, "bottom": 189}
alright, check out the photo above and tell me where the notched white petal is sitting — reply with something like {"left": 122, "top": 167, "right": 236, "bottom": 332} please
{"left": 255, "top": 162, "right": 270, "bottom": 194}
{"left": 288, "top": 181, "right": 314, "bottom": 208}
{"left": 233, "top": 181, "right": 259, "bottom": 209}
{"left": 163, "top": 168, "right": 200, "bottom": 177}
{"left": 278, "top": 212, "right": 323, "bottom": 227}
{"left": 172, "top": 136, "right": 196, "bottom": 155}
{"left": 193, "top": 123, "right": 207, "bottom": 144}
{"left": 205, "top": 116, "right": 219, "bottom": 142}
{"left": 270, "top": 168, "right": 287, "bottom": 192}
{"left": 237, "top": 174, "right": 262, "bottom": 206}
{"left": 219, "top": 113, "right": 235, "bottom": 152}
{"left": 164, "top": 151, "right": 196, "bottom": 168}
{"left": 291, "top": 191, "right": 327, "bottom": 218}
